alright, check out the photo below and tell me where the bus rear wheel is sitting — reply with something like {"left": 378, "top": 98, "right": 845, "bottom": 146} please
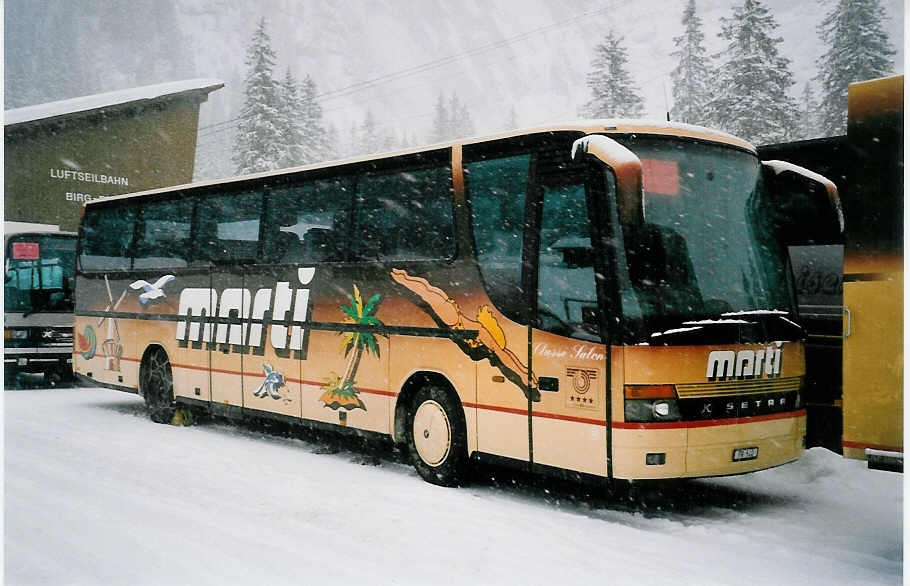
{"left": 406, "top": 386, "right": 468, "bottom": 487}
{"left": 140, "top": 348, "right": 176, "bottom": 424}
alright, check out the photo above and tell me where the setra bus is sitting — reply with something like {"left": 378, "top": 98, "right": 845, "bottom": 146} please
{"left": 73, "top": 120, "right": 842, "bottom": 485}
{"left": 5, "top": 223, "right": 77, "bottom": 386}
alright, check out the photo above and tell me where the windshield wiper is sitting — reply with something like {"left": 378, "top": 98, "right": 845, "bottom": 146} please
{"left": 721, "top": 309, "right": 805, "bottom": 339}
{"left": 22, "top": 303, "right": 45, "bottom": 319}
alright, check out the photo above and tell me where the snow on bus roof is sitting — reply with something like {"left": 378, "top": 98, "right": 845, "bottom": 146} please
{"left": 4, "top": 78, "right": 224, "bottom": 126}
{"left": 87, "top": 118, "right": 755, "bottom": 207}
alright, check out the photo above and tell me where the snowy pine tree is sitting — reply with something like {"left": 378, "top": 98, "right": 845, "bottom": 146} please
{"left": 670, "top": 0, "right": 712, "bottom": 125}
{"left": 581, "top": 30, "right": 645, "bottom": 118}
{"left": 449, "top": 94, "right": 475, "bottom": 138}
{"left": 431, "top": 94, "right": 451, "bottom": 143}
{"left": 323, "top": 123, "right": 340, "bottom": 161}
{"left": 797, "top": 81, "right": 822, "bottom": 139}
{"left": 706, "top": 0, "right": 797, "bottom": 144}
{"left": 233, "top": 18, "right": 284, "bottom": 175}
{"left": 430, "top": 92, "right": 474, "bottom": 142}
{"left": 360, "top": 110, "right": 384, "bottom": 155}
{"left": 505, "top": 107, "right": 519, "bottom": 131}
{"left": 816, "top": 0, "right": 896, "bottom": 135}
{"left": 278, "top": 68, "right": 305, "bottom": 168}
{"left": 299, "top": 74, "right": 331, "bottom": 164}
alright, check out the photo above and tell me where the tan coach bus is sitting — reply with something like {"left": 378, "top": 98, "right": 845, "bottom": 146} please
{"left": 73, "top": 120, "right": 841, "bottom": 486}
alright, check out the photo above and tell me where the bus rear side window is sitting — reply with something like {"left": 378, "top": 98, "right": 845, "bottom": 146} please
{"left": 195, "top": 190, "right": 263, "bottom": 263}
{"left": 79, "top": 205, "right": 136, "bottom": 271}
{"left": 134, "top": 198, "right": 194, "bottom": 269}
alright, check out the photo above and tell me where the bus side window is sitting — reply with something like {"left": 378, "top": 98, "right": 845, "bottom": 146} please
{"left": 465, "top": 153, "right": 530, "bottom": 323}
{"left": 195, "top": 190, "right": 263, "bottom": 263}
{"left": 133, "top": 197, "right": 194, "bottom": 269}
{"left": 79, "top": 205, "right": 137, "bottom": 271}
{"left": 353, "top": 163, "right": 455, "bottom": 261}
{"left": 263, "top": 177, "right": 353, "bottom": 264}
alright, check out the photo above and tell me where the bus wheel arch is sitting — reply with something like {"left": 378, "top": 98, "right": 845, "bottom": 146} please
{"left": 396, "top": 372, "right": 469, "bottom": 486}
{"left": 139, "top": 344, "right": 176, "bottom": 424}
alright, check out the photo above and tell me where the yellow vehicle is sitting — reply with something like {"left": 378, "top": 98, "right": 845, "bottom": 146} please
{"left": 841, "top": 76, "right": 903, "bottom": 467}
{"left": 759, "top": 75, "right": 903, "bottom": 471}
{"left": 73, "top": 120, "right": 840, "bottom": 485}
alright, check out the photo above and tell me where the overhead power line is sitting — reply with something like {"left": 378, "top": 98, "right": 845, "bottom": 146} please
{"left": 198, "top": 4, "right": 613, "bottom": 134}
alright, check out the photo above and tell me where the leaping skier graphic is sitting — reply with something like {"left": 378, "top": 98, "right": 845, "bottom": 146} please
{"left": 254, "top": 363, "right": 285, "bottom": 400}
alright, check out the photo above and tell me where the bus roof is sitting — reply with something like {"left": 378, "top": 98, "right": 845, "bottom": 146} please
{"left": 84, "top": 119, "right": 756, "bottom": 207}
{"left": 4, "top": 222, "right": 77, "bottom": 240}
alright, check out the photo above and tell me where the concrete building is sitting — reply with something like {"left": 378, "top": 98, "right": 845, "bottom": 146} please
{"left": 5, "top": 79, "right": 224, "bottom": 231}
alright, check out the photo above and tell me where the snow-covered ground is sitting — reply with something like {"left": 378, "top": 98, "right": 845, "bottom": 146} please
{"left": 4, "top": 387, "right": 903, "bottom": 585}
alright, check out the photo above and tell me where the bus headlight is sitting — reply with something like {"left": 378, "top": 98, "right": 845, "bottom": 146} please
{"left": 652, "top": 401, "right": 671, "bottom": 417}
{"left": 5, "top": 329, "right": 29, "bottom": 340}
{"left": 624, "top": 385, "right": 681, "bottom": 423}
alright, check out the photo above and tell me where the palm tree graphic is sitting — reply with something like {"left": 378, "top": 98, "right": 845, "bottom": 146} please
{"left": 319, "top": 284, "right": 384, "bottom": 411}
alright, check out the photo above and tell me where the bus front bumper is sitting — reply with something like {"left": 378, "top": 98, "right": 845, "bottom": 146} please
{"left": 4, "top": 347, "right": 73, "bottom": 376}
{"left": 612, "top": 411, "right": 806, "bottom": 479}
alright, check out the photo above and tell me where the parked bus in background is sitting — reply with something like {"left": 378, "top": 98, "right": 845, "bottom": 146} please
{"left": 759, "top": 75, "right": 903, "bottom": 472}
{"left": 5, "top": 222, "right": 76, "bottom": 386}
{"left": 73, "top": 120, "right": 841, "bottom": 486}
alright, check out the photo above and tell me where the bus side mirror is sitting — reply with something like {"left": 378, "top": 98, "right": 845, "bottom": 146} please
{"left": 762, "top": 160, "right": 844, "bottom": 246}
{"left": 572, "top": 134, "right": 643, "bottom": 226}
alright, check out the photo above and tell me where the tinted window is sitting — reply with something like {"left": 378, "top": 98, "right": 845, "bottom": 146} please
{"left": 537, "top": 168, "right": 599, "bottom": 341}
{"left": 195, "top": 190, "right": 263, "bottom": 263}
{"left": 465, "top": 154, "right": 530, "bottom": 321}
{"left": 79, "top": 205, "right": 137, "bottom": 271}
{"left": 6, "top": 235, "right": 76, "bottom": 312}
{"left": 353, "top": 164, "right": 455, "bottom": 261}
{"left": 134, "top": 197, "right": 195, "bottom": 269}
{"left": 262, "top": 177, "right": 353, "bottom": 263}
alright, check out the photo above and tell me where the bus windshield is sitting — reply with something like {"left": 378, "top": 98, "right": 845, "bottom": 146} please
{"left": 611, "top": 136, "right": 797, "bottom": 344}
{"left": 5, "top": 234, "right": 76, "bottom": 315}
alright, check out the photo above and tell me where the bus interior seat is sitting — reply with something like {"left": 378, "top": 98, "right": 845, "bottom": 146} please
{"left": 270, "top": 230, "right": 300, "bottom": 263}
{"left": 301, "top": 228, "right": 340, "bottom": 262}
{"left": 627, "top": 223, "right": 703, "bottom": 315}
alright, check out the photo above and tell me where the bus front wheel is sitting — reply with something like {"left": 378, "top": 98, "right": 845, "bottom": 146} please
{"left": 406, "top": 386, "right": 468, "bottom": 487}
{"left": 140, "top": 348, "right": 176, "bottom": 424}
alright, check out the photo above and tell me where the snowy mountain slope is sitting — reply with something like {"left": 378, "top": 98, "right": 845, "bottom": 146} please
{"left": 5, "top": 388, "right": 903, "bottom": 585}
{"left": 4, "top": 0, "right": 902, "bottom": 178}
{"left": 173, "top": 0, "right": 903, "bottom": 135}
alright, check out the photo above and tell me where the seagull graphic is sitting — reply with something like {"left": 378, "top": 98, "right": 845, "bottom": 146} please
{"left": 129, "top": 275, "right": 176, "bottom": 306}
{"left": 254, "top": 363, "right": 285, "bottom": 400}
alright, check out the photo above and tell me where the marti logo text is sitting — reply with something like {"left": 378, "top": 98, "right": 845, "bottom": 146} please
{"left": 175, "top": 268, "right": 314, "bottom": 350}
{"left": 706, "top": 342, "right": 783, "bottom": 380}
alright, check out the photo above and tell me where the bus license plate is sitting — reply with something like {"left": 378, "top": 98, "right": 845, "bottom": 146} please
{"left": 733, "top": 447, "right": 759, "bottom": 462}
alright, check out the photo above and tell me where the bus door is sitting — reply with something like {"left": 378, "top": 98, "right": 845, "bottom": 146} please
{"left": 201, "top": 189, "right": 271, "bottom": 411}
{"left": 529, "top": 157, "right": 610, "bottom": 477}
{"left": 248, "top": 181, "right": 337, "bottom": 422}
{"left": 466, "top": 138, "right": 611, "bottom": 474}
{"left": 466, "top": 149, "right": 533, "bottom": 463}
